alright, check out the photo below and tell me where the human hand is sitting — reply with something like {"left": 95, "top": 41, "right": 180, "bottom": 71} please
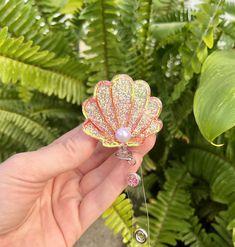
{"left": 0, "top": 125, "right": 156, "bottom": 247}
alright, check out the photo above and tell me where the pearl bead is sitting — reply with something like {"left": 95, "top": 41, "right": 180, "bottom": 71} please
{"left": 115, "top": 127, "right": 131, "bottom": 143}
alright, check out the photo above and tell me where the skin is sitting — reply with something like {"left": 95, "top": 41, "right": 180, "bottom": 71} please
{"left": 0, "top": 125, "right": 156, "bottom": 247}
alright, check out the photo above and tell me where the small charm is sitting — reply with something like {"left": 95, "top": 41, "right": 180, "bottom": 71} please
{"left": 134, "top": 228, "right": 148, "bottom": 244}
{"left": 115, "top": 145, "right": 136, "bottom": 165}
{"left": 127, "top": 173, "right": 141, "bottom": 187}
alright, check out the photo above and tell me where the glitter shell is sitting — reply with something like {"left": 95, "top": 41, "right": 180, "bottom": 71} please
{"left": 82, "top": 74, "right": 163, "bottom": 147}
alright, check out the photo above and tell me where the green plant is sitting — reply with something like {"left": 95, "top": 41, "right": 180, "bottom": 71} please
{"left": 0, "top": 0, "right": 235, "bottom": 246}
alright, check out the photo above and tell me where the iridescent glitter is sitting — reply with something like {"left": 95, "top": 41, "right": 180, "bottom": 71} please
{"left": 127, "top": 173, "right": 141, "bottom": 187}
{"left": 82, "top": 74, "right": 163, "bottom": 147}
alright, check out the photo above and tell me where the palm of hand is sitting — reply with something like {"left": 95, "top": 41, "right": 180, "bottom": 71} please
{"left": 0, "top": 127, "right": 155, "bottom": 247}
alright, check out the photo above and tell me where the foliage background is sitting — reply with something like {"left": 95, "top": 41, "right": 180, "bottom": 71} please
{"left": 0, "top": 0, "right": 235, "bottom": 246}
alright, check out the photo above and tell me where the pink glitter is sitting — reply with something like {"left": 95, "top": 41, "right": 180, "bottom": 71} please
{"left": 82, "top": 74, "right": 163, "bottom": 147}
{"left": 127, "top": 173, "right": 141, "bottom": 187}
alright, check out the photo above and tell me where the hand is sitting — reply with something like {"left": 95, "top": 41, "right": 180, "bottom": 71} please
{"left": 0, "top": 125, "right": 156, "bottom": 247}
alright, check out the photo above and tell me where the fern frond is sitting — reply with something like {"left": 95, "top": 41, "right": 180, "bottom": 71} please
{"left": 211, "top": 211, "right": 233, "bottom": 247}
{"left": 153, "top": 0, "right": 181, "bottom": 14}
{"left": 186, "top": 145, "right": 235, "bottom": 237}
{"left": 0, "top": 108, "right": 56, "bottom": 146}
{"left": 162, "top": 90, "right": 193, "bottom": 141}
{"left": 0, "top": 83, "right": 57, "bottom": 147}
{"left": 0, "top": 132, "right": 24, "bottom": 161}
{"left": 79, "top": 0, "right": 122, "bottom": 90}
{"left": 186, "top": 146, "right": 235, "bottom": 204}
{"left": 117, "top": 0, "right": 138, "bottom": 52}
{"left": 143, "top": 165, "right": 194, "bottom": 246}
{"left": 102, "top": 193, "right": 135, "bottom": 244}
{"left": 152, "top": 22, "right": 186, "bottom": 41}
{"left": 28, "top": 93, "right": 79, "bottom": 120}
{"left": 0, "top": 27, "right": 86, "bottom": 104}
{"left": 142, "top": 155, "right": 157, "bottom": 174}
{"left": 0, "top": 0, "right": 74, "bottom": 55}
{"left": 181, "top": 216, "right": 213, "bottom": 247}
{"left": 30, "top": 0, "right": 61, "bottom": 16}
{"left": 169, "top": 1, "right": 223, "bottom": 102}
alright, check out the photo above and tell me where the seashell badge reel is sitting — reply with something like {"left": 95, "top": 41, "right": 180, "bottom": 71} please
{"left": 82, "top": 74, "right": 162, "bottom": 243}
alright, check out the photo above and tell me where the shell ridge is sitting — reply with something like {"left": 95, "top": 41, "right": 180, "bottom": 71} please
{"left": 83, "top": 119, "right": 107, "bottom": 143}
{"left": 126, "top": 80, "right": 135, "bottom": 127}
{"left": 83, "top": 98, "right": 115, "bottom": 139}
{"left": 111, "top": 74, "right": 133, "bottom": 128}
{"left": 131, "top": 96, "right": 162, "bottom": 138}
{"left": 96, "top": 96, "right": 116, "bottom": 135}
{"left": 109, "top": 81, "right": 120, "bottom": 130}
{"left": 110, "top": 78, "right": 120, "bottom": 128}
{"left": 84, "top": 118, "right": 110, "bottom": 140}
{"left": 95, "top": 81, "right": 119, "bottom": 133}
{"left": 130, "top": 81, "right": 151, "bottom": 134}
{"left": 141, "top": 118, "right": 163, "bottom": 138}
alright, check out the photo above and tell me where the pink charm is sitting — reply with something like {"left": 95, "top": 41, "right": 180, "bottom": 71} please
{"left": 127, "top": 173, "right": 141, "bottom": 187}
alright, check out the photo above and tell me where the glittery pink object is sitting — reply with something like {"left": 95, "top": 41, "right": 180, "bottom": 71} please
{"left": 127, "top": 173, "right": 141, "bottom": 187}
{"left": 82, "top": 74, "right": 163, "bottom": 147}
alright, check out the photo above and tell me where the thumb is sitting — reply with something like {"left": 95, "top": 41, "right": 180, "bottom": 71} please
{"left": 1, "top": 127, "right": 98, "bottom": 182}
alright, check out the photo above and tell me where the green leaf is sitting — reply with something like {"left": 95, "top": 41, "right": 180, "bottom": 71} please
{"left": 60, "top": 0, "right": 83, "bottom": 14}
{"left": 203, "top": 27, "right": 214, "bottom": 49}
{"left": 194, "top": 50, "right": 235, "bottom": 144}
{"left": 102, "top": 193, "right": 135, "bottom": 244}
{"left": 197, "top": 44, "right": 208, "bottom": 63}
{"left": 191, "top": 56, "right": 201, "bottom": 74}
{"left": 151, "top": 22, "right": 186, "bottom": 40}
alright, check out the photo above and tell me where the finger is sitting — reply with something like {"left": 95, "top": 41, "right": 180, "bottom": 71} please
{"left": 80, "top": 135, "right": 156, "bottom": 196}
{"left": 43, "top": 125, "right": 116, "bottom": 175}
{"left": 2, "top": 127, "right": 98, "bottom": 182}
{"left": 79, "top": 135, "right": 156, "bottom": 231}
{"left": 51, "top": 125, "right": 82, "bottom": 145}
{"left": 77, "top": 143, "right": 116, "bottom": 174}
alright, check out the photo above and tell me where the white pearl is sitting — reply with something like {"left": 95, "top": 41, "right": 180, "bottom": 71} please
{"left": 115, "top": 127, "right": 131, "bottom": 143}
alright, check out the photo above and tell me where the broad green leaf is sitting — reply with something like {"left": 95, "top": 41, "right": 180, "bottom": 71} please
{"left": 194, "top": 50, "right": 235, "bottom": 144}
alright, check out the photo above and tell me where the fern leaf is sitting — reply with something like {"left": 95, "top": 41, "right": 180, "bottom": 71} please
{"left": 211, "top": 211, "right": 233, "bottom": 247}
{"left": 143, "top": 165, "right": 194, "bottom": 246}
{"left": 79, "top": 0, "right": 122, "bottom": 90}
{"left": 0, "top": 108, "right": 56, "bottom": 147}
{"left": 0, "top": 0, "right": 74, "bottom": 55}
{"left": 186, "top": 146, "right": 235, "bottom": 239}
{"left": 186, "top": 147, "right": 235, "bottom": 204}
{"left": 102, "top": 193, "right": 135, "bottom": 244}
{"left": 169, "top": 1, "right": 223, "bottom": 102}
{"left": 181, "top": 216, "right": 213, "bottom": 247}
{"left": 0, "top": 27, "right": 86, "bottom": 104}
{"left": 142, "top": 155, "right": 157, "bottom": 174}
{"left": 162, "top": 90, "right": 193, "bottom": 141}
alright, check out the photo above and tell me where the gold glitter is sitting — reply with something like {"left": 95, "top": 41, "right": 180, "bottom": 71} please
{"left": 132, "top": 97, "right": 162, "bottom": 137}
{"left": 83, "top": 120, "right": 118, "bottom": 147}
{"left": 141, "top": 119, "right": 163, "bottom": 139}
{"left": 129, "top": 80, "right": 150, "bottom": 131}
{"left": 82, "top": 74, "right": 163, "bottom": 147}
{"left": 94, "top": 81, "right": 118, "bottom": 132}
{"left": 82, "top": 98, "right": 114, "bottom": 138}
{"left": 111, "top": 74, "right": 133, "bottom": 127}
